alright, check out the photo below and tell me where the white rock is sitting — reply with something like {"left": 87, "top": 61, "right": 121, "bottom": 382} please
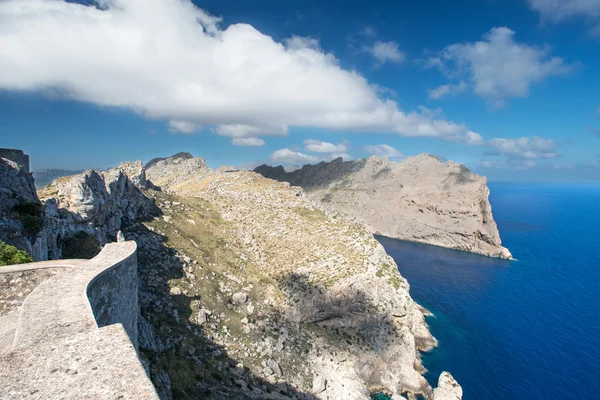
{"left": 312, "top": 375, "right": 327, "bottom": 393}
{"left": 432, "top": 372, "right": 463, "bottom": 400}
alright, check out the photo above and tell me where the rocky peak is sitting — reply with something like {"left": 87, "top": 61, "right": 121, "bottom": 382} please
{"left": 145, "top": 152, "right": 209, "bottom": 190}
{"left": 144, "top": 152, "right": 194, "bottom": 169}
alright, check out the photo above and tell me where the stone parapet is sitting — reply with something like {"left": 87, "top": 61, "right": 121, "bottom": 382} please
{"left": 0, "top": 241, "right": 159, "bottom": 399}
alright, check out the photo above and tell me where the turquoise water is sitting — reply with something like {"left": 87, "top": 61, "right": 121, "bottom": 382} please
{"left": 377, "top": 182, "right": 600, "bottom": 400}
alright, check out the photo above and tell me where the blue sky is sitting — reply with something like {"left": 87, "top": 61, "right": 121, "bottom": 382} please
{"left": 0, "top": 0, "right": 599, "bottom": 181}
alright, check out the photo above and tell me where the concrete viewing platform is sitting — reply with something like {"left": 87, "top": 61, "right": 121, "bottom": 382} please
{"left": 0, "top": 242, "right": 159, "bottom": 399}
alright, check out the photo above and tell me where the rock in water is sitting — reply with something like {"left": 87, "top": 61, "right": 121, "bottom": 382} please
{"left": 432, "top": 372, "right": 463, "bottom": 400}
{"left": 254, "top": 154, "right": 512, "bottom": 259}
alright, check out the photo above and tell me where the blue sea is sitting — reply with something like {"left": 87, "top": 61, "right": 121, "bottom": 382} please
{"left": 377, "top": 182, "right": 600, "bottom": 400}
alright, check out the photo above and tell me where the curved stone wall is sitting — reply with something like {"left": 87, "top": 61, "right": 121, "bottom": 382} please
{"left": 0, "top": 242, "right": 158, "bottom": 399}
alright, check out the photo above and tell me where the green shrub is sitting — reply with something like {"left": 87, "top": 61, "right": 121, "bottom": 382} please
{"left": 0, "top": 241, "right": 33, "bottom": 266}
{"left": 13, "top": 201, "right": 44, "bottom": 237}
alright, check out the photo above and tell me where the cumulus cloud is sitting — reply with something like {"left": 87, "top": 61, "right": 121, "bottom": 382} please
{"left": 428, "top": 81, "right": 467, "bottom": 99}
{"left": 271, "top": 148, "right": 318, "bottom": 164}
{"left": 231, "top": 137, "right": 265, "bottom": 146}
{"left": 528, "top": 0, "right": 600, "bottom": 35}
{"left": 429, "top": 27, "right": 571, "bottom": 107}
{"left": 487, "top": 136, "right": 560, "bottom": 159}
{"left": 364, "top": 144, "right": 403, "bottom": 160}
{"left": 364, "top": 41, "right": 405, "bottom": 65}
{"left": 303, "top": 139, "right": 348, "bottom": 153}
{"left": 214, "top": 124, "right": 286, "bottom": 145}
{"left": 0, "top": 0, "right": 483, "bottom": 145}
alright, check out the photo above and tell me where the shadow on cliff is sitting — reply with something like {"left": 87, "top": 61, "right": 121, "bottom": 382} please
{"left": 280, "top": 273, "right": 430, "bottom": 399}
{"left": 254, "top": 158, "right": 368, "bottom": 190}
{"left": 444, "top": 165, "right": 477, "bottom": 187}
{"left": 127, "top": 224, "right": 315, "bottom": 400}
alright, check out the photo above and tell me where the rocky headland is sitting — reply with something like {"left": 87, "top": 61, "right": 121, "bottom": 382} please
{"left": 1, "top": 150, "right": 462, "bottom": 399}
{"left": 254, "top": 154, "right": 511, "bottom": 259}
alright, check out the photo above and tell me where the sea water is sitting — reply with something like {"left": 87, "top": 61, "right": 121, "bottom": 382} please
{"left": 377, "top": 182, "right": 600, "bottom": 400}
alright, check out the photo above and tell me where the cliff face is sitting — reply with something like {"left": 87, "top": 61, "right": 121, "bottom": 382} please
{"left": 36, "top": 161, "right": 157, "bottom": 259}
{"left": 0, "top": 152, "right": 45, "bottom": 259}
{"left": 2, "top": 150, "right": 462, "bottom": 399}
{"left": 255, "top": 154, "right": 512, "bottom": 259}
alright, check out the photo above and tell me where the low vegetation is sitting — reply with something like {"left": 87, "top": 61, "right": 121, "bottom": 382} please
{"left": 0, "top": 240, "right": 33, "bottom": 266}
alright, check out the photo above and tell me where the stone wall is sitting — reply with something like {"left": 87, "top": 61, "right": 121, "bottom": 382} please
{"left": 0, "top": 242, "right": 158, "bottom": 399}
{"left": 87, "top": 242, "right": 139, "bottom": 349}
{"left": 0, "top": 149, "right": 29, "bottom": 172}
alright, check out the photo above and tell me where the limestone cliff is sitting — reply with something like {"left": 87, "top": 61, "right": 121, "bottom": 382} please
{"left": 1, "top": 150, "right": 462, "bottom": 399}
{"left": 138, "top": 153, "right": 456, "bottom": 399}
{"left": 254, "top": 154, "right": 511, "bottom": 259}
{"left": 36, "top": 161, "right": 157, "bottom": 259}
{"left": 0, "top": 151, "right": 45, "bottom": 259}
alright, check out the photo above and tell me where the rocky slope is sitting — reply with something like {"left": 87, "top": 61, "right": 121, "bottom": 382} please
{"left": 254, "top": 155, "right": 511, "bottom": 259}
{"left": 137, "top": 153, "right": 458, "bottom": 399}
{"left": 2, "top": 150, "right": 462, "bottom": 399}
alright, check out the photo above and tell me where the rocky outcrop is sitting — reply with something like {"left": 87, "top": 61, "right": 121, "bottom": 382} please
{"left": 36, "top": 161, "right": 157, "bottom": 259}
{"left": 2, "top": 151, "right": 157, "bottom": 261}
{"left": 432, "top": 372, "right": 463, "bottom": 400}
{"left": 255, "top": 154, "right": 511, "bottom": 259}
{"left": 0, "top": 151, "right": 45, "bottom": 259}
{"left": 145, "top": 152, "right": 210, "bottom": 189}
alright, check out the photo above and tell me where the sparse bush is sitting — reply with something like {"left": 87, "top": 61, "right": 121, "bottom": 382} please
{"left": 0, "top": 240, "right": 33, "bottom": 266}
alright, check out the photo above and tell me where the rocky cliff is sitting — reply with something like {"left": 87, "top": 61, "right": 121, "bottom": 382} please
{"left": 254, "top": 154, "right": 511, "bottom": 259}
{"left": 1, "top": 152, "right": 157, "bottom": 261}
{"left": 0, "top": 151, "right": 45, "bottom": 259}
{"left": 37, "top": 161, "right": 156, "bottom": 259}
{"left": 2, "top": 150, "right": 463, "bottom": 399}
{"left": 137, "top": 153, "right": 459, "bottom": 399}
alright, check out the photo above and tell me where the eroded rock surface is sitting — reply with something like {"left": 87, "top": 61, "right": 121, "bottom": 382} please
{"left": 37, "top": 161, "right": 156, "bottom": 259}
{"left": 2, "top": 150, "right": 463, "bottom": 399}
{"left": 432, "top": 372, "right": 463, "bottom": 400}
{"left": 254, "top": 154, "right": 511, "bottom": 259}
{"left": 137, "top": 153, "right": 453, "bottom": 399}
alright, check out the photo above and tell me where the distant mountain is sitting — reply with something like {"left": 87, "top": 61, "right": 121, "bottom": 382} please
{"left": 32, "top": 169, "right": 85, "bottom": 188}
{"left": 255, "top": 153, "right": 512, "bottom": 259}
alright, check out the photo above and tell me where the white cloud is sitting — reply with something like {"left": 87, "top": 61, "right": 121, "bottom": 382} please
{"left": 428, "top": 81, "right": 467, "bottom": 99}
{"left": 231, "top": 137, "right": 265, "bottom": 146}
{"left": 168, "top": 120, "right": 201, "bottom": 134}
{"left": 528, "top": 0, "right": 600, "bottom": 35}
{"left": 0, "top": 0, "right": 483, "bottom": 146}
{"left": 364, "top": 144, "right": 403, "bottom": 160}
{"left": 487, "top": 136, "right": 559, "bottom": 159}
{"left": 478, "top": 160, "right": 503, "bottom": 168}
{"left": 303, "top": 139, "right": 348, "bottom": 153}
{"left": 271, "top": 148, "right": 318, "bottom": 164}
{"left": 430, "top": 27, "right": 571, "bottom": 107}
{"left": 365, "top": 41, "right": 405, "bottom": 65}
{"left": 215, "top": 124, "right": 288, "bottom": 138}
